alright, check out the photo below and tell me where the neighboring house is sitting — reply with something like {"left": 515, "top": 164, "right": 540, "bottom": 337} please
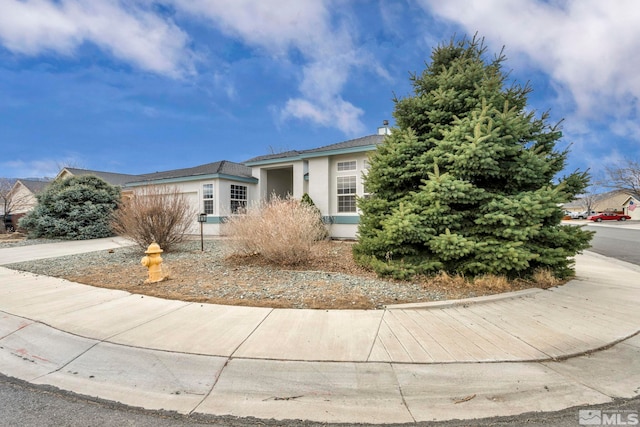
{"left": 7, "top": 179, "right": 50, "bottom": 214}
{"left": 622, "top": 195, "right": 640, "bottom": 220}
{"left": 56, "top": 168, "right": 141, "bottom": 196}
{"left": 564, "top": 190, "right": 635, "bottom": 215}
{"left": 3, "top": 179, "right": 51, "bottom": 229}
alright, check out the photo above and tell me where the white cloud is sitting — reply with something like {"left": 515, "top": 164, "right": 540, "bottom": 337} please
{"left": 0, "top": 0, "right": 194, "bottom": 77}
{"left": 282, "top": 97, "right": 365, "bottom": 135}
{"left": 419, "top": 0, "right": 640, "bottom": 139}
{"left": 166, "top": 0, "right": 370, "bottom": 135}
{"left": 0, "top": 0, "right": 377, "bottom": 135}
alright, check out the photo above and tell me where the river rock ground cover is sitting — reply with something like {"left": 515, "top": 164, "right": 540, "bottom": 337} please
{"left": 2, "top": 236, "right": 557, "bottom": 309}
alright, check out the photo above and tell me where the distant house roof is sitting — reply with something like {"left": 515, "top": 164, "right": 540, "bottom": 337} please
{"left": 59, "top": 168, "right": 142, "bottom": 187}
{"left": 244, "top": 134, "right": 385, "bottom": 165}
{"left": 17, "top": 178, "right": 51, "bottom": 194}
{"left": 126, "top": 161, "right": 256, "bottom": 186}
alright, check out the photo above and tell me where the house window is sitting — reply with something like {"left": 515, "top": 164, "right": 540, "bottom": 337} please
{"left": 230, "top": 185, "right": 247, "bottom": 213}
{"left": 337, "top": 176, "right": 357, "bottom": 212}
{"left": 203, "top": 184, "right": 214, "bottom": 214}
{"left": 337, "top": 160, "right": 357, "bottom": 171}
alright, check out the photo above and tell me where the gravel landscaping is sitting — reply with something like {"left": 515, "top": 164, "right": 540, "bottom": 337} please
{"left": 2, "top": 237, "right": 551, "bottom": 310}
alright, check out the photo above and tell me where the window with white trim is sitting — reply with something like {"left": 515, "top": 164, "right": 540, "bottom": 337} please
{"left": 202, "top": 184, "right": 214, "bottom": 214}
{"left": 230, "top": 185, "right": 247, "bottom": 214}
{"left": 337, "top": 176, "right": 357, "bottom": 213}
{"left": 337, "top": 160, "right": 357, "bottom": 171}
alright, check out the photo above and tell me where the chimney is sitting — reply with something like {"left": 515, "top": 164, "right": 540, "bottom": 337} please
{"left": 377, "top": 120, "right": 391, "bottom": 135}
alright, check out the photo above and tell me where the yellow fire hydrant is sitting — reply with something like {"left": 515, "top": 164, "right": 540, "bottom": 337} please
{"left": 141, "top": 242, "right": 164, "bottom": 283}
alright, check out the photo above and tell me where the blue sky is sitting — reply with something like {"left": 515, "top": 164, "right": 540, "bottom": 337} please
{"left": 1, "top": 0, "right": 639, "bottom": 184}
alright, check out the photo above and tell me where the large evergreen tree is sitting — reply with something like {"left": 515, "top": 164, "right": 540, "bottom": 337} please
{"left": 19, "top": 175, "right": 120, "bottom": 240}
{"left": 354, "top": 36, "right": 592, "bottom": 279}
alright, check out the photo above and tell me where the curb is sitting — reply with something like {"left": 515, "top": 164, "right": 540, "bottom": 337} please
{"left": 384, "top": 287, "right": 542, "bottom": 309}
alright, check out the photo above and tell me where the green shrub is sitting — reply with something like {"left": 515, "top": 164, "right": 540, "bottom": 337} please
{"left": 19, "top": 175, "right": 120, "bottom": 240}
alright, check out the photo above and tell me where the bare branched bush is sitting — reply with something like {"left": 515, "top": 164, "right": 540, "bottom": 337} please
{"left": 224, "top": 195, "right": 328, "bottom": 266}
{"left": 111, "top": 186, "right": 196, "bottom": 252}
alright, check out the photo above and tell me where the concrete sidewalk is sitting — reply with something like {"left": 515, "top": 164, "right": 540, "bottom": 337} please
{"left": 0, "top": 236, "right": 134, "bottom": 265}
{"left": 0, "top": 239, "right": 638, "bottom": 424}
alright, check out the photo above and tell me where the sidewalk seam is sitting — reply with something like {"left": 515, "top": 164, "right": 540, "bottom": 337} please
{"left": 390, "top": 362, "right": 417, "bottom": 423}
{"left": 365, "top": 310, "right": 386, "bottom": 362}
{"left": 227, "top": 308, "right": 274, "bottom": 359}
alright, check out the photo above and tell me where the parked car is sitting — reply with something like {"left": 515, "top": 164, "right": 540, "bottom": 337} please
{"left": 588, "top": 212, "right": 632, "bottom": 222}
{"left": 568, "top": 211, "right": 589, "bottom": 219}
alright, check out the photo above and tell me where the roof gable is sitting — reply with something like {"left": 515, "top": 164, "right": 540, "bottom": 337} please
{"left": 17, "top": 178, "right": 51, "bottom": 194}
{"left": 58, "top": 168, "right": 141, "bottom": 186}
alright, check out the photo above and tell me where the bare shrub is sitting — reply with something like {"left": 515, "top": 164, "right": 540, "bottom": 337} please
{"left": 224, "top": 195, "right": 328, "bottom": 266}
{"left": 111, "top": 185, "right": 196, "bottom": 252}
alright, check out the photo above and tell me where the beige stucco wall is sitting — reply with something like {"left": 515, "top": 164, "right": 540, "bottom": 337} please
{"left": 592, "top": 192, "right": 631, "bottom": 212}
{"left": 8, "top": 182, "right": 38, "bottom": 214}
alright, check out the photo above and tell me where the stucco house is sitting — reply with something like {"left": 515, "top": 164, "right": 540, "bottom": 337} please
{"left": 3, "top": 179, "right": 51, "bottom": 230}
{"left": 118, "top": 133, "right": 386, "bottom": 239}
{"left": 37, "top": 129, "right": 389, "bottom": 239}
{"left": 5, "top": 179, "right": 50, "bottom": 215}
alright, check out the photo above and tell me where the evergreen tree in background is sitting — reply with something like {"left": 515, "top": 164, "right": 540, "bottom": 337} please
{"left": 19, "top": 175, "right": 120, "bottom": 240}
{"left": 354, "top": 36, "right": 593, "bottom": 279}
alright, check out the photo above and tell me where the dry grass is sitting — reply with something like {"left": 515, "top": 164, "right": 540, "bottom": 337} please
{"left": 224, "top": 195, "right": 328, "bottom": 266}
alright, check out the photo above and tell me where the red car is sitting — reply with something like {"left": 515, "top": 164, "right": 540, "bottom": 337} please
{"left": 588, "top": 212, "right": 632, "bottom": 222}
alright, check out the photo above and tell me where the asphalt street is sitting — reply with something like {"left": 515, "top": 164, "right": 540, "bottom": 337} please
{"left": 587, "top": 224, "right": 640, "bottom": 266}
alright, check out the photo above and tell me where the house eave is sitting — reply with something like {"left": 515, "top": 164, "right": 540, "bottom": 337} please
{"left": 244, "top": 156, "right": 303, "bottom": 167}
{"left": 300, "top": 144, "right": 377, "bottom": 159}
{"left": 244, "top": 144, "right": 377, "bottom": 166}
{"left": 124, "top": 173, "right": 258, "bottom": 187}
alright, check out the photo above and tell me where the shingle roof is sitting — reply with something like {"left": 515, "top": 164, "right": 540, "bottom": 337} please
{"left": 244, "top": 134, "right": 384, "bottom": 164}
{"left": 17, "top": 178, "right": 51, "bottom": 194}
{"left": 63, "top": 168, "right": 142, "bottom": 186}
{"left": 134, "top": 161, "right": 254, "bottom": 182}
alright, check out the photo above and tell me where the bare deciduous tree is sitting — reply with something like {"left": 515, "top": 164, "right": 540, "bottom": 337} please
{"left": 604, "top": 159, "right": 640, "bottom": 195}
{"left": 1, "top": 178, "right": 33, "bottom": 231}
{"left": 580, "top": 191, "right": 599, "bottom": 214}
{"left": 111, "top": 185, "right": 196, "bottom": 251}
